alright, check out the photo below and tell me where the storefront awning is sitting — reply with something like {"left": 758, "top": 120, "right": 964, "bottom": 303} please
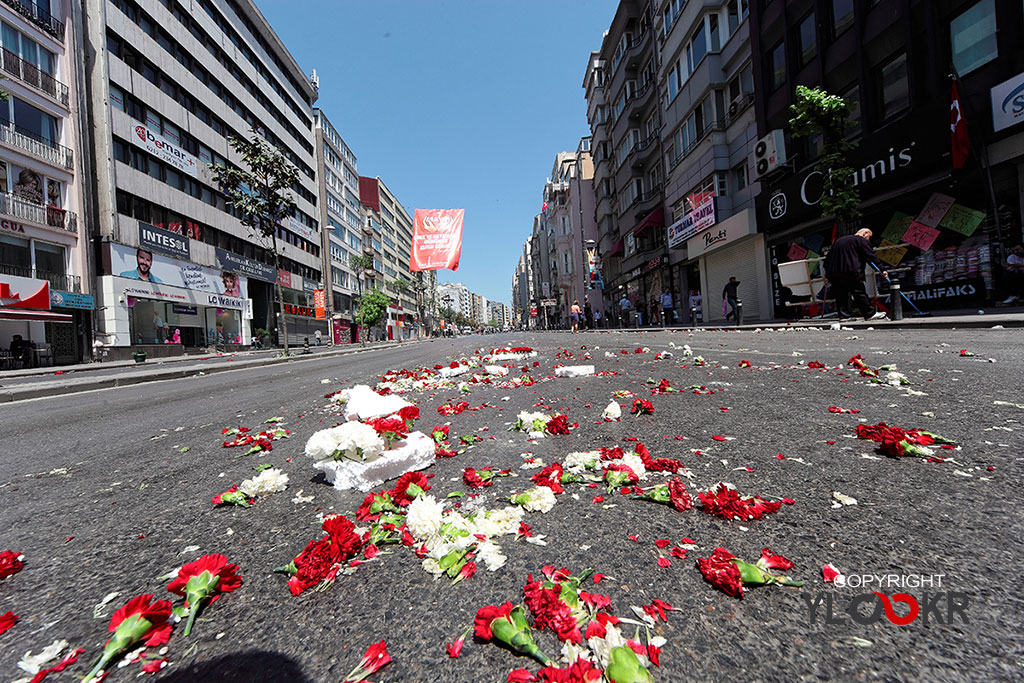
{"left": 0, "top": 308, "right": 73, "bottom": 322}
{"left": 608, "top": 238, "right": 624, "bottom": 257}
{"left": 632, "top": 208, "right": 665, "bottom": 236}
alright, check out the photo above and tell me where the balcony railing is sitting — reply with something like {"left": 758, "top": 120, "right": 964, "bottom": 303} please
{"left": 0, "top": 191, "right": 77, "bottom": 234}
{"left": 668, "top": 120, "right": 726, "bottom": 171}
{"left": 0, "top": 118, "right": 73, "bottom": 169}
{"left": 1, "top": 49, "right": 69, "bottom": 105}
{"left": 0, "top": 263, "right": 80, "bottom": 293}
{"left": 1, "top": 0, "right": 64, "bottom": 41}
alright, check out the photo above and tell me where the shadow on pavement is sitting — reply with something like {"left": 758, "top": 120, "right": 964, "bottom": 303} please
{"left": 159, "top": 650, "right": 310, "bottom": 682}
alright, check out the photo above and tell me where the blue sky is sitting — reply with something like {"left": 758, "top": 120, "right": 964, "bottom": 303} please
{"left": 258, "top": 0, "right": 619, "bottom": 306}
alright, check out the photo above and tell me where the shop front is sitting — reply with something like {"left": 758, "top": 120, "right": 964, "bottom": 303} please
{"left": 0, "top": 272, "right": 73, "bottom": 367}
{"left": 760, "top": 108, "right": 1021, "bottom": 317}
{"left": 685, "top": 209, "right": 770, "bottom": 323}
{"left": 96, "top": 236, "right": 251, "bottom": 355}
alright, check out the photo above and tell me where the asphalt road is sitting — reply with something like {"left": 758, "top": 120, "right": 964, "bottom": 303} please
{"left": 0, "top": 329, "right": 1021, "bottom": 682}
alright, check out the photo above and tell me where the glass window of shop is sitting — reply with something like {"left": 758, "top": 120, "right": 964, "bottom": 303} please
{"left": 207, "top": 307, "right": 241, "bottom": 345}
{"left": 130, "top": 299, "right": 172, "bottom": 344}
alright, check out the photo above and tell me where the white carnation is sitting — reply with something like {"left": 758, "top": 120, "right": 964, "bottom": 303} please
{"left": 564, "top": 451, "right": 600, "bottom": 472}
{"left": 589, "top": 623, "right": 627, "bottom": 668}
{"left": 521, "top": 486, "right": 556, "bottom": 513}
{"left": 470, "top": 506, "right": 524, "bottom": 537}
{"left": 884, "top": 371, "right": 908, "bottom": 387}
{"left": 477, "top": 541, "right": 507, "bottom": 571}
{"left": 315, "top": 422, "right": 385, "bottom": 461}
{"left": 421, "top": 557, "right": 444, "bottom": 575}
{"left": 602, "top": 401, "right": 622, "bottom": 420}
{"left": 17, "top": 640, "right": 70, "bottom": 675}
{"left": 406, "top": 494, "right": 446, "bottom": 539}
{"left": 304, "top": 429, "right": 340, "bottom": 461}
{"left": 621, "top": 453, "right": 647, "bottom": 480}
{"left": 239, "top": 468, "right": 289, "bottom": 497}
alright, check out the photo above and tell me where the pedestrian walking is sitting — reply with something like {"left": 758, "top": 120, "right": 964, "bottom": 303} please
{"left": 824, "top": 228, "right": 888, "bottom": 320}
{"left": 570, "top": 299, "right": 582, "bottom": 333}
{"left": 618, "top": 293, "right": 631, "bottom": 328}
{"left": 594, "top": 310, "right": 603, "bottom": 328}
{"left": 722, "top": 277, "right": 740, "bottom": 321}
{"left": 660, "top": 288, "right": 673, "bottom": 327}
{"left": 649, "top": 296, "right": 660, "bottom": 326}
{"left": 314, "top": 329, "right": 322, "bottom": 346}
{"left": 584, "top": 296, "right": 594, "bottom": 330}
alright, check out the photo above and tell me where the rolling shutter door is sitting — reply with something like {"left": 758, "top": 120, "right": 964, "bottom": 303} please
{"left": 704, "top": 238, "right": 763, "bottom": 321}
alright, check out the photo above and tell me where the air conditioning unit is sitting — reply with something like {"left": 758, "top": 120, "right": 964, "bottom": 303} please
{"left": 753, "top": 129, "right": 787, "bottom": 178}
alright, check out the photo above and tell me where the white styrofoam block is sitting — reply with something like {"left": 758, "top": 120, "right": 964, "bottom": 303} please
{"left": 485, "top": 365, "right": 509, "bottom": 376}
{"left": 440, "top": 365, "right": 471, "bottom": 378}
{"left": 313, "top": 431, "right": 435, "bottom": 492}
{"left": 489, "top": 351, "right": 537, "bottom": 362}
{"left": 341, "top": 384, "right": 413, "bottom": 421}
{"left": 554, "top": 365, "right": 595, "bottom": 377}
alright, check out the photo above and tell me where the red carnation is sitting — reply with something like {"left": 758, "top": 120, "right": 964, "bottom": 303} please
{"left": 474, "top": 601, "right": 515, "bottom": 641}
{"left": 667, "top": 477, "right": 693, "bottom": 511}
{"left": 463, "top": 467, "right": 490, "bottom": 488}
{"left": 85, "top": 594, "right": 174, "bottom": 681}
{"left": 0, "top": 610, "right": 17, "bottom": 635}
{"left": 631, "top": 399, "right": 654, "bottom": 415}
{"left": 167, "top": 554, "right": 242, "bottom": 636}
{"left": 696, "top": 547, "right": 744, "bottom": 598}
{"left": 697, "top": 483, "right": 782, "bottom": 521}
{"left": 523, "top": 580, "right": 582, "bottom": 644}
{"left": 546, "top": 414, "right": 570, "bottom": 435}
{"left": 0, "top": 551, "right": 24, "bottom": 579}
{"left": 392, "top": 471, "right": 430, "bottom": 505}
{"left": 531, "top": 462, "right": 565, "bottom": 493}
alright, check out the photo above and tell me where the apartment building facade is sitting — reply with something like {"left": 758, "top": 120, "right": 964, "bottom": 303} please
{"left": 659, "top": 0, "right": 767, "bottom": 323}
{"left": 752, "top": 0, "right": 1024, "bottom": 316}
{"left": 314, "top": 107, "right": 362, "bottom": 342}
{"left": 82, "top": 0, "right": 322, "bottom": 354}
{"left": 0, "top": 0, "right": 92, "bottom": 365}
{"left": 437, "top": 281, "right": 470, "bottom": 320}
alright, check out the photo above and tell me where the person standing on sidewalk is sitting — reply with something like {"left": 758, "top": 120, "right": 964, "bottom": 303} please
{"left": 824, "top": 228, "right": 888, "bottom": 320}
{"left": 584, "top": 296, "right": 594, "bottom": 330}
{"left": 314, "top": 329, "right": 322, "bottom": 346}
{"left": 660, "top": 288, "right": 673, "bottom": 326}
{"left": 722, "top": 277, "right": 740, "bottom": 321}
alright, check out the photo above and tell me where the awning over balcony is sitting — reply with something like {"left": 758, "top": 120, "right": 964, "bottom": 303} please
{"left": 0, "top": 307, "right": 72, "bottom": 322}
{"left": 608, "top": 237, "right": 624, "bottom": 257}
{"left": 632, "top": 208, "right": 665, "bottom": 236}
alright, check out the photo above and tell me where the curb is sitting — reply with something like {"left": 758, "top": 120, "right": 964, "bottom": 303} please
{"left": 534, "top": 317, "right": 1024, "bottom": 333}
{"left": 0, "top": 340, "right": 427, "bottom": 403}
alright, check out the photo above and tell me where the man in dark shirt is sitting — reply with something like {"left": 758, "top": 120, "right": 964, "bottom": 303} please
{"left": 722, "top": 277, "right": 740, "bottom": 321}
{"left": 825, "top": 228, "right": 888, "bottom": 320}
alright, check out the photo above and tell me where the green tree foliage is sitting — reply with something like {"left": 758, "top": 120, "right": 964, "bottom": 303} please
{"left": 358, "top": 288, "right": 391, "bottom": 330}
{"left": 210, "top": 130, "right": 298, "bottom": 352}
{"left": 789, "top": 85, "right": 861, "bottom": 229}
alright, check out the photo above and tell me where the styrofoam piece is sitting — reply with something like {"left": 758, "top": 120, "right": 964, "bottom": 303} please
{"left": 440, "top": 365, "right": 471, "bottom": 378}
{"left": 339, "top": 384, "right": 413, "bottom": 421}
{"left": 489, "top": 351, "right": 537, "bottom": 362}
{"left": 313, "top": 431, "right": 434, "bottom": 492}
{"left": 485, "top": 365, "right": 509, "bottom": 376}
{"left": 554, "top": 365, "right": 595, "bottom": 377}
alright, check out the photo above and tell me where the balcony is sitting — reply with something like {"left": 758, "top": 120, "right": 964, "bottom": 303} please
{"left": 0, "top": 191, "right": 77, "bottom": 234}
{"left": 0, "top": 118, "right": 73, "bottom": 169}
{"left": 668, "top": 120, "right": 725, "bottom": 172}
{"left": 0, "top": 263, "right": 81, "bottom": 292}
{"left": 1, "top": 49, "right": 69, "bottom": 106}
{"left": 629, "top": 129, "right": 660, "bottom": 169}
{"left": 0, "top": 0, "right": 64, "bottom": 42}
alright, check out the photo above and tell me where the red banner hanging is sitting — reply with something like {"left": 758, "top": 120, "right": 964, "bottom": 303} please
{"left": 410, "top": 209, "right": 464, "bottom": 272}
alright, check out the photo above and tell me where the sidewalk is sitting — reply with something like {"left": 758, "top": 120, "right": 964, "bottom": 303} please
{"left": 0, "top": 339, "right": 426, "bottom": 403}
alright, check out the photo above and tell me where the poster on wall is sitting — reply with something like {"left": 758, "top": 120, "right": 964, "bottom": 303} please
{"left": 110, "top": 243, "right": 248, "bottom": 300}
{"left": 410, "top": 208, "right": 464, "bottom": 271}
{"left": 11, "top": 166, "right": 44, "bottom": 204}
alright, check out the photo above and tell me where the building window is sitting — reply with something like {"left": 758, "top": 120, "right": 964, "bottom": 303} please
{"left": 831, "top": 0, "right": 854, "bottom": 38}
{"left": 734, "top": 162, "right": 747, "bottom": 191}
{"left": 686, "top": 22, "right": 708, "bottom": 74}
{"left": 798, "top": 13, "right": 816, "bottom": 66}
{"left": 769, "top": 41, "right": 786, "bottom": 91}
{"left": 841, "top": 84, "right": 861, "bottom": 136}
{"left": 879, "top": 53, "right": 910, "bottom": 120}
{"left": 951, "top": 0, "right": 997, "bottom": 75}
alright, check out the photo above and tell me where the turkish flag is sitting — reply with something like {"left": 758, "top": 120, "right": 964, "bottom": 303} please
{"left": 950, "top": 82, "right": 970, "bottom": 169}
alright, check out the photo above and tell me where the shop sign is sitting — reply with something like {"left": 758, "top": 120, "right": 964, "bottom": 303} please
{"left": 277, "top": 270, "right": 292, "bottom": 288}
{"left": 303, "top": 278, "right": 318, "bottom": 294}
{"left": 530, "top": 306, "right": 538, "bottom": 317}
{"left": 645, "top": 255, "right": 663, "bottom": 271}
{"left": 111, "top": 243, "right": 247, "bottom": 298}
{"left": 284, "top": 303, "right": 314, "bottom": 317}
{"left": 50, "top": 290, "right": 94, "bottom": 310}
{"left": 172, "top": 304, "right": 197, "bottom": 315}
{"left": 139, "top": 221, "right": 190, "bottom": 260}
{"left": 991, "top": 71, "right": 1024, "bottom": 132}
{"left": 118, "top": 278, "right": 247, "bottom": 310}
{"left": 901, "top": 278, "right": 985, "bottom": 309}
{"left": 685, "top": 209, "right": 756, "bottom": 257}
{"left": 215, "top": 248, "right": 276, "bottom": 283}
{"left": 287, "top": 216, "right": 316, "bottom": 242}
{"left": 759, "top": 109, "right": 946, "bottom": 230}
{"left": 206, "top": 293, "right": 245, "bottom": 309}
{"left": 129, "top": 122, "right": 197, "bottom": 176}
{"left": 1, "top": 219, "right": 26, "bottom": 234}
{"left": 1, "top": 273, "right": 50, "bottom": 309}
{"left": 667, "top": 196, "right": 717, "bottom": 248}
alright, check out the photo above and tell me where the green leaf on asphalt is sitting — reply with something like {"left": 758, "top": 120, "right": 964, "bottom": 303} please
{"left": 178, "top": 446, "right": 190, "bottom": 453}
{"left": 447, "top": 491, "right": 465, "bottom": 498}
{"left": 256, "top": 463, "right": 272, "bottom": 472}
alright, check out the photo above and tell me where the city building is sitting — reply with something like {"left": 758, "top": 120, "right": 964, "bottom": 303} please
{"left": 659, "top": 0, "right": 765, "bottom": 323}
{"left": 437, "top": 281, "right": 470, "bottom": 320}
{"left": 83, "top": 0, "right": 323, "bottom": 355}
{"left": 488, "top": 300, "right": 511, "bottom": 327}
{"left": 0, "top": 0, "right": 92, "bottom": 365}
{"left": 528, "top": 212, "right": 555, "bottom": 327}
{"left": 470, "top": 291, "right": 488, "bottom": 324}
{"left": 314, "top": 107, "right": 363, "bottom": 343}
{"left": 358, "top": 175, "right": 418, "bottom": 340}
{"left": 751, "top": 0, "right": 1024, "bottom": 316}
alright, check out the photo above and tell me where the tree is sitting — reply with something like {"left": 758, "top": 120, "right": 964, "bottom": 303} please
{"left": 210, "top": 130, "right": 298, "bottom": 353}
{"left": 357, "top": 288, "right": 390, "bottom": 335}
{"left": 789, "top": 85, "right": 861, "bottom": 231}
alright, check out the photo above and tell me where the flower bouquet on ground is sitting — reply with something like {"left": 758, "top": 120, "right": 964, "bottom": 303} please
{"left": 696, "top": 547, "right": 803, "bottom": 598}
{"left": 856, "top": 422, "right": 956, "bottom": 458}
{"left": 276, "top": 515, "right": 364, "bottom": 595}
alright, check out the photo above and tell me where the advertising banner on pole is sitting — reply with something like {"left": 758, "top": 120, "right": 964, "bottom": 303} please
{"left": 314, "top": 289, "right": 326, "bottom": 319}
{"left": 410, "top": 209, "right": 464, "bottom": 272}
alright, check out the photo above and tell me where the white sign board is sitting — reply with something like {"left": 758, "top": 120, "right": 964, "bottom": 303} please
{"left": 991, "top": 71, "right": 1024, "bottom": 132}
{"left": 129, "top": 122, "right": 197, "bottom": 176}
{"left": 667, "top": 196, "right": 717, "bottom": 248}
{"left": 685, "top": 209, "right": 755, "bottom": 257}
